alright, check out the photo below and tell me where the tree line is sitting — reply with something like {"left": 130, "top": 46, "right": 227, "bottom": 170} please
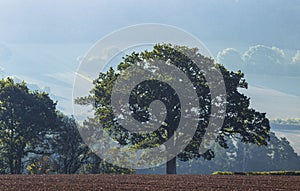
{"left": 0, "top": 78, "right": 133, "bottom": 174}
{"left": 0, "top": 44, "right": 299, "bottom": 174}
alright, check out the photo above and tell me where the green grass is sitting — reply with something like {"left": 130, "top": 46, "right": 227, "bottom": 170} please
{"left": 212, "top": 171, "right": 300, "bottom": 176}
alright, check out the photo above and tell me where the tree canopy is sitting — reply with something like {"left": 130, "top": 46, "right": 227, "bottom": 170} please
{"left": 0, "top": 78, "right": 58, "bottom": 174}
{"left": 76, "top": 44, "right": 271, "bottom": 174}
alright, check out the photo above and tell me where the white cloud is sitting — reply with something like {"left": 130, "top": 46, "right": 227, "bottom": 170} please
{"left": 271, "top": 46, "right": 285, "bottom": 58}
{"left": 216, "top": 48, "right": 243, "bottom": 71}
{"left": 242, "top": 45, "right": 285, "bottom": 66}
{"left": 217, "top": 44, "right": 300, "bottom": 75}
{"left": 292, "top": 50, "right": 300, "bottom": 64}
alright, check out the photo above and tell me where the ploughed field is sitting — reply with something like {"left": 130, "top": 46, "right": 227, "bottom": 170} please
{"left": 0, "top": 174, "right": 299, "bottom": 191}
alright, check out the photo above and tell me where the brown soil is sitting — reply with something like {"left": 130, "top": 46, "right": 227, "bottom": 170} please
{"left": 0, "top": 174, "right": 299, "bottom": 191}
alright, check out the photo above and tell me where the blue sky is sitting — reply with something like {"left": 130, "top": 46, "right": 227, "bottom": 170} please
{"left": 1, "top": 0, "right": 300, "bottom": 49}
{"left": 0, "top": 0, "right": 300, "bottom": 119}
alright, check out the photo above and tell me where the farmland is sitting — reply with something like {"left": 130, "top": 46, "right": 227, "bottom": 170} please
{"left": 0, "top": 174, "right": 299, "bottom": 191}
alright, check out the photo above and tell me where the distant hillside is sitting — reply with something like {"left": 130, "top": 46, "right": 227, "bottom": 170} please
{"left": 271, "top": 118, "right": 300, "bottom": 125}
{"left": 271, "top": 118, "right": 300, "bottom": 131}
{"left": 271, "top": 123, "right": 300, "bottom": 131}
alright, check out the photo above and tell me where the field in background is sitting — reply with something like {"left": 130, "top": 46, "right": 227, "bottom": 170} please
{"left": 0, "top": 174, "right": 299, "bottom": 191}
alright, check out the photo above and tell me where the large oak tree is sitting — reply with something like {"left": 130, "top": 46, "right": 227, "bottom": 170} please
{"left": 76, "top": 44, "right": 270, "bottom": 174}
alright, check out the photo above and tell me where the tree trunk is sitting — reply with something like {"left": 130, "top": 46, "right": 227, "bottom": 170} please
{"left": 166, "top": 156, "right": 176, "bottom": 174}
{"left": 165, "top": 110, "right": 180, "bottom": 175}
{"left": 8, "top": 156, "right": 14, "bottom": 174}
{"left": 15, "top": 157, "right": 22, "bottom": 174}
{"left": 166, "top": 122, "right": 177, "bottom": 174}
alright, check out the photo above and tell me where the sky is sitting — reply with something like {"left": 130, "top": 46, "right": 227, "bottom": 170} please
{"left": 0, "top": 0, "right": 300, "bottom": 120}
{"left": 1, "top": 0, "right": 299, "bottom": 47}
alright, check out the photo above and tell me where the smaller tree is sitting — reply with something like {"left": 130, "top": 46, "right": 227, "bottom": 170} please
{"left": 79, "top": 118, "right": 136, "bottom": 174}
{"left": 0, "top": 78, "right": 58, "bottom": 174}
{"left": 51, "top": 115, "right": 90, "bottom": 174}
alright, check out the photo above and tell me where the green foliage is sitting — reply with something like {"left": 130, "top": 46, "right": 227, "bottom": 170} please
{"left": 78, "top": 118, "right": 136, "bottom": 174}
{"left": 50, "top": 115, "right": 90, "bottom": 174}
{"left": 76, "top": 44, "right": 270, "bottom": 166}
{"left": 0, "top": 77, "right": 145, "bottom": 174}
{"left": 0, "top": 77, "right": 58, "bottom": 174}
{"left": 0, "top": 45, "right": 273, "bottom": 175}
{"left": 212, "top": 171, "right": 234, "bottom": 175}
{"left": 26, "top": 155, "right": 54, "bottom": 174}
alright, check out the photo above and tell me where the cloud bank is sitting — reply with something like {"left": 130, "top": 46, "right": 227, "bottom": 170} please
{"left": 217, "top": 45, "right": 300, "bottom": 76}
{"left": 217, "top": 45, "right": 300, "bottom": 118}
